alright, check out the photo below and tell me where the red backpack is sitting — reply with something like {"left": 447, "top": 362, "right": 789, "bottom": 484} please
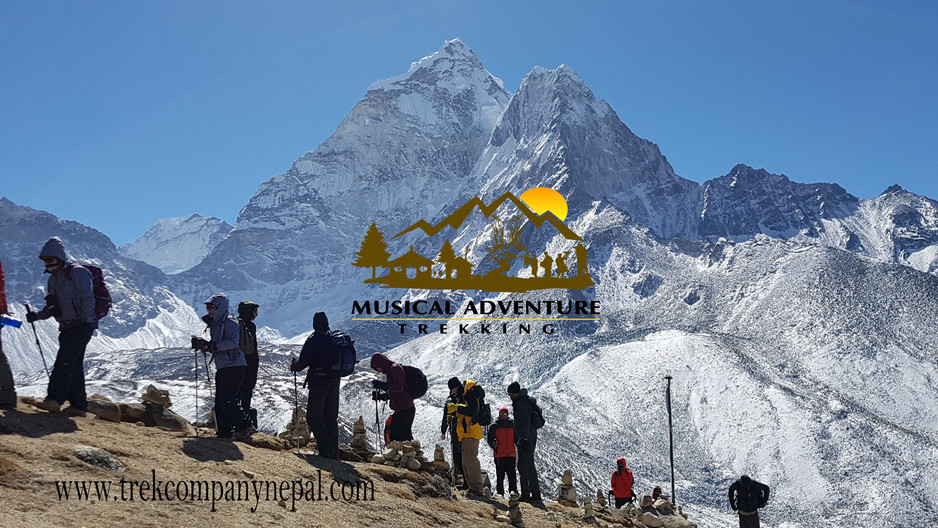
{"left": 66, "top": 263, "right": 113, "bottom": 320}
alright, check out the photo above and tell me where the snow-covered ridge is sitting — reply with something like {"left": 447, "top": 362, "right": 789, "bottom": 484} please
{"left": 118, "top": 214, "right": 232, "bottom": 274}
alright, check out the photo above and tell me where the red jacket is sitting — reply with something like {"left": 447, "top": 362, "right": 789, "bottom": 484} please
{"left": 487, "top": 418, "right": 517, "bottom": 458}
{"left": 611, "top": 458, "right": 634, "bottom": 499}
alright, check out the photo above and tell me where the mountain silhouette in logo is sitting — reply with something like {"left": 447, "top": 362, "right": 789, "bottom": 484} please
{"left": 391, "top": 191, "right": 583, "bottom": 241}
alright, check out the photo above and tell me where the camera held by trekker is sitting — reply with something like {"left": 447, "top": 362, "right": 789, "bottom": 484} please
{"left": 190, "top": 335, "right": 210, "bottom": 351}
{"left": 371, "top": 388, "right": 389, "bottom": 401}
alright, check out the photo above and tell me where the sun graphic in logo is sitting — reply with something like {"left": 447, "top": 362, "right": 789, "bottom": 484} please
{"left": 519, "top": 187, "right": 568, "bottom": 222}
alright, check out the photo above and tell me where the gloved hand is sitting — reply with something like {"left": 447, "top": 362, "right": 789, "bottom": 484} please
{"left": 26, "top": 311, "right": 39, "bottom": 323}
{"left": 372, "top": 379, "right": 388, "bottom": 390}
{"left": 446, "top": 402, "right": 458, "bottom": 414}
{"left": 290, "top": 358, "right": 298, "bottom": 372}
{"left": 518, "top": 438, "right": 530, "bottom": 451}
{"left": 731, "top": 504, "right": 738, "bottom": 511}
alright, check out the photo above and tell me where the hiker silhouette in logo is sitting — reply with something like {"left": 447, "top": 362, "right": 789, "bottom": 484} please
{"left": 236, "top": 301, "right": 260, "bottom": 429}
{"left": 198, "top": 293, "right": 254, "bottom": 439}
{"left": 555, "top": 251, "right": 570, "bottom": 278}
{"left": 26, "top": 237, "right": 98, "bottom": 414}
{"left": 523, "top": 254, "right": 539, "bottom": 277}
{"left": 540, "top": 252, "right": 553, "bottom": 279}
{"left": 370, "top": 352, "right": 415, "bottom": 442}
{"left": 728, "top": 474, "right": 770, "bottom": 528}
{"left": 0, "top": 258, "right": 16, "bottom": 410}
{"left": 292, "top": 312, "right": 343, "bottom": 459}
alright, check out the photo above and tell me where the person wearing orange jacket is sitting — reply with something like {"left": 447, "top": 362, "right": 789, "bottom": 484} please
{"left": 611, "top": 457, "right": 635, "bottom": 509}
{"left": 0, "top": 258, "right": 17, "bottom": 410}
{"left": 486, "top": 407, "right": 517, "bottom": 496}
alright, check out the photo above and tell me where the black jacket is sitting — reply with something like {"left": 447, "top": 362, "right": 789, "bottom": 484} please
{"left": 441, "top": 388, "right": 464, "bottom": 439}
{"left": 511, "top": 388, "right": 537, "bottom": 442}
{"left": 294, "top": 312, "right": 337, "bottom": 381}
{"left": 728, "top": 478, "right": 770, "bottom": 512}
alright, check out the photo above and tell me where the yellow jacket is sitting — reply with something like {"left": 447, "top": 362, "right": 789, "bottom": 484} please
{"left": 456, "top": 379, "right": 485, "bottom": 441}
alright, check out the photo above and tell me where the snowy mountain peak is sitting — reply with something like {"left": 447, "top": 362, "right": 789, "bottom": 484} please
{"left": 368, "top": 38, "right": 504, "bottom": 96}
{"left": 118, "top": 214, "right": 232, "bottom": 274}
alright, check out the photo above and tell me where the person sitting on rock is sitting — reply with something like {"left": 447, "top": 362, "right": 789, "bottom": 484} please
{"left": 728, "top": 475, "right": 770, "bottom": 528}
{"left": 611, "top": 457, "right": 635, "bottom": 508}
{"left": 652, "top": 485, "right": 663, "bottom": 501}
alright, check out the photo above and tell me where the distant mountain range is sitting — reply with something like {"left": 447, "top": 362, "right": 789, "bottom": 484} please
{"left": 2, "top": 38, "right": 937, "bottom": 527}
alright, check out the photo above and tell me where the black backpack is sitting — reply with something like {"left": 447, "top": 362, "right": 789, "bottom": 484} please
{"left": 474, "top": 386, "right": 492, "bottom": 427}
{"left": 326, "top": 330, "right": 357, "bottom": 377}
{"left": 530, "top": 397, "right": 546, "bottom": 429}
{"left": 402, "top": 365, "right": 428, "bottom": 398}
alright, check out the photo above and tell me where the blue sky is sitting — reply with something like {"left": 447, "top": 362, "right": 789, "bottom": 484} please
{"left": 2, "top": 1, "right": 936, "bottom": 245}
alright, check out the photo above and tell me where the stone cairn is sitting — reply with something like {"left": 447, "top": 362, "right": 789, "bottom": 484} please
{"left": 278, "top": 406, "right": 311, "bottom": 447}
{"left": 432, "top": 444, "right": 450, "bottom": 470}
{"left": 595, "top": 488, "right": 608, "bottom": 511}
{"left": 582, "top": 497, "right": 597, "bottom": 524}
{"left": 557, "top": 469, "right": 578, "bottom": 507}
{"left": 508, "top": 491, "right": 525, "bottom": 527}
{"left": 370, "top": 440, "right": 431, "bottom": 471}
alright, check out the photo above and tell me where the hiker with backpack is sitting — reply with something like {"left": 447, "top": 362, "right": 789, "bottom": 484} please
{"left": 26, "top": 237, "right": 100, "bottom": 414}
{"left": 610, "top": 457, "right": 635, "bottom": 508}
{"left": 440, "top": 377, "right": 465, "bottom": 489}
{"left": 292, "top": 312, "right": 351, "bottom": 459}
{"left": 0, "top": 258, "right": 17, "bottom": 410}
{"left": 236, "top": 301, "right": 260, "bottom": 429}
{"left": 487, "top": 406, "right": 518, "bottom": 497}
{"left": 369, "top": 352, "right": 415, "bottom": 442}
{"left": 508, "top": 381, "right": 543, "bottom": 503}
{"left": 195, "top": 293, "right": 254, "bottom": 439}
{"left": 728, "top": 474, "right": 770, "bottom": 528}
{"left": 455, "top": 378, "right": 487, "bottom": 497}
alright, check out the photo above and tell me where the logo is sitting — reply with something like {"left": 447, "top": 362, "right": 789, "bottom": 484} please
{"left": 352, "top": 187, "right": 594, "bottom": 292}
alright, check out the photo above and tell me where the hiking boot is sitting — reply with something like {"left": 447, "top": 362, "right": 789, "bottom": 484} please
{"left": 233, "top": 425, "right": 257, "bottom": 440}
{"left": 61, "top": 407, "right": 88, "bottom": 418}
{"left": 35, "top": 399, "right": 61, "bottom": 413}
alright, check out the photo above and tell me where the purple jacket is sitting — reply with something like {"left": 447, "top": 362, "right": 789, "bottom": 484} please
{"left": 370, "top": 352, "right": 414, "bottom": 411}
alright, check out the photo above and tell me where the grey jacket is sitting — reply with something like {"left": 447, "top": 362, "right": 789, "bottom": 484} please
{"left": 36, "top": 237, "right": 97, "bottom": 330}
{"left": 204, "top": 293, "right": 246, "bottom": 370}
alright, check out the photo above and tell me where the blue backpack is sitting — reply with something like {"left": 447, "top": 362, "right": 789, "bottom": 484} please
{"left": 327, "top": 330, "right": 357, "bottom": 377}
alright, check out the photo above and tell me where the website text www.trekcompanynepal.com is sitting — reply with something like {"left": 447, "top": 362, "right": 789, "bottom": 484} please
{"left": 53, "top": 469, "right": 375, "bottom": 512}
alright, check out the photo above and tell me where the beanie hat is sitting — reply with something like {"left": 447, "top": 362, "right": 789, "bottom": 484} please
{"left": 448, "top": 377, "right": 461, "bottom": 390}
{"left": 499, "top": 407, "right": 509, "bottom": 414}
{"left": 507, "top": 381, "right": 521, "bottom": 394}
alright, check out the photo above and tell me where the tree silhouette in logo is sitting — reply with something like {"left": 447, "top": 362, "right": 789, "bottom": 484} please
{"left": 353, "top": 222, "right": 391, "bottom": 279}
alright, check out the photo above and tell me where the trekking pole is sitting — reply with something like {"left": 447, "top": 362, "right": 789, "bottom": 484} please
{"left": 664, "top": 374, "right": 676, "bottom": 507}
{"left": 193, "top": 348, "right": 200, "bottom": 437}
{"left": 292, "top": 358, "right": 299, "bottom": 454}
{"left": 24, "top": 304, "right": 50, "bottom": 378}
{"left": 374, "top": 398, "right": 381, "bottom": 454}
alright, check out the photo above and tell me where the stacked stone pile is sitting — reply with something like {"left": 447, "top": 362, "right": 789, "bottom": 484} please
{"left": 595, "top": 488, "right": 608, "bottom": 510}
{"left": 507, "top": 491, "right": 524, "bottom": 527}
{"left": 278, "top": 406, "right": 311, "bottom": 447}
{"left": 432, "top": 444, "right": 450, "bottom": 470}
{"left": 624, "top": 494, "right": 695, "bottom": 528}
{"left": 557, "top": 469, "right": 578, "bottom": 507}
{"left": 370, "top": 440, "right": 431, "bottom": 471}
{"left": 582, "top": 497, "right": 597, "bottom": 523}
